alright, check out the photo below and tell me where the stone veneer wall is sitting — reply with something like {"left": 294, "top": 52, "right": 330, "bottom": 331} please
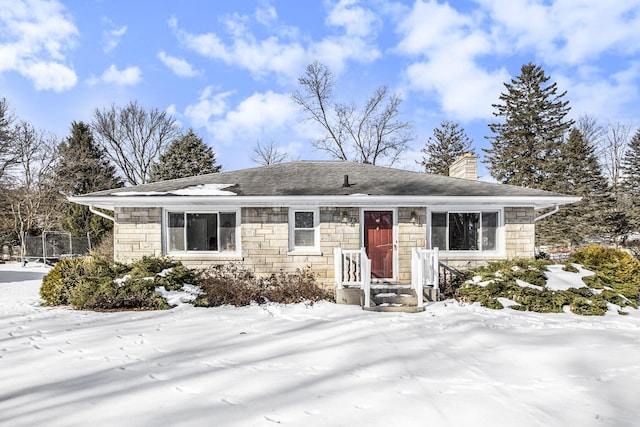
{"left": 113, "top": 207, "right": 163, "bottom": 262}
{"left": 504, "top": 207, "right": 535, "bottom": 258}
{"left": 237, "top": 207, "right": 361, "bottom": 288}
{"left": 397, "top": 207, "right": 427, "bottom": 283}
{"left": 111, "top": 205, "right": 535, "bottom": 287}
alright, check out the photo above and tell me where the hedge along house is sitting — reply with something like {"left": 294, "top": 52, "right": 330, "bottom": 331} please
{"left": 69, "top": 160, "right": 579, "bottom": 312}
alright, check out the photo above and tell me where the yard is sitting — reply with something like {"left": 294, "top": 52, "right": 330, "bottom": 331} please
{"left": 1, "top": 262, "right": 639, "bottom": 427}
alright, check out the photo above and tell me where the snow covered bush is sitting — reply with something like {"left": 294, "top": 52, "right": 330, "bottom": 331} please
{"left": 457, "top": 256, "right": 636, "bottom": 316}
{"left": 40, "top": 256, "right": 124, "bottom": 306}
{"left": 40, "top": 256, "right": 198, "bottom": 311}
{"left": 195, "top": 264, "right": 330, "bottom": 307}
{"left": 569, "top": 245, "right": 640, "bottom": 307}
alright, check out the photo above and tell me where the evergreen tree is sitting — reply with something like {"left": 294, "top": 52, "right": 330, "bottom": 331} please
{"left": 622, "top": 128, "right": 640, "bottom": 232}
{"left": 484, "top": 63, "right": 573, "bottom": 190}
{"left": 149, "top": 129, "right": 221, "bottom": 182}
{"left": 420, "top": 121, "right": 475, "bottom": 175}
{"left": 537, "top": 128, "right": 614, "bottom": 247}
{"left": 54, "top": 121, "right": 122, "bottom": 243}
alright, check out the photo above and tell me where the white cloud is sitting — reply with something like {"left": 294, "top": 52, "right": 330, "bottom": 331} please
{"left": 100, "top": 64, "right": 142, "bottom": 86}
{"left": 102, "top": 19, "right": 127, "bottom": 53}
{"left": 157, "top": 51, "right": 201, "bottom": 77}
{"left": 170, "top": 1, "right": 381, "bottom": 81}
{"left": 560, "top": 62, "right": 640, "bottom": 122}
{"left": 184, "top": 88, "right": 309, "bottom": 150}
{"left": 22, "top": 61, "right": 78, "bottom": 91}
{"left": 0, "top": 0, "right": 78, "bottom": 91}
{"left": 184, "top": 86, "right": 235, "bottom": 128}
{"left": 477, "top": 0, "right": 640, "bottom": 65}
{"left": 326, "top": 0, "right": 381, "bottom": 38}
{"left": 396, "top": 0, "right": 506, "bottom": 120}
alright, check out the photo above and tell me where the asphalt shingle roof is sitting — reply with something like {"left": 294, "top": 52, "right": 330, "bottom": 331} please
{"left": 78, "top": 161, "right": 569, "bottom": 199}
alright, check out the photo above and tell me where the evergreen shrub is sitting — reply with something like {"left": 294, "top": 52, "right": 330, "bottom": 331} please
{"left": 40, "top": 255, "right": 195, "bottom": 311}
{"left": 457, "top": 252, "right": 639, "bottom": 315}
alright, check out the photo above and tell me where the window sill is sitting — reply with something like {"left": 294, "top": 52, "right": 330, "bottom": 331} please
{"left": 437, "top": 251, "right": 505, "bottom": 259}
{"left": 168, "top": 252, "right": 243, "bottom": 261}
{"left": 287, "top": 249, "right": 323, "bottom": 256}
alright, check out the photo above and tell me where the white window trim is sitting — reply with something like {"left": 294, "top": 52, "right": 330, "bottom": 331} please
{"left": 288, "top": 207, "right": 320, "bottom": 254}
{"left": 163, "top": 208, "right": 241, "bottom": 257}
{"left": 427, "top": 206, "right": 505, "bottom": 258}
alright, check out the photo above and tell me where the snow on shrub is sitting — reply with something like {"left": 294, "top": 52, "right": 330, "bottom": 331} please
{"left": 458, "top": 250, "right": 638, "bottom": 315}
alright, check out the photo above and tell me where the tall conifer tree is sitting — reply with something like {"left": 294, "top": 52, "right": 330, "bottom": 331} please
{"left": 484, "top": 63, "right": 573, "bottom": 190}
{"left": 420, "top": 121, "right": 475, "bottom": 175}
{"left": 149, "top": 129, "right": 221, "bottom": 182}
{"left": 622, "top": 128, "right": 640, "bottom": 232}
{"left": 54, "top": 121, "right": 122, "bottom": 243}
{"left": 536, "top": 128, "right": 613, "bottom": 246}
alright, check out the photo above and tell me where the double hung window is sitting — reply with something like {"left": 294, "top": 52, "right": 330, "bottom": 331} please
{"left": 289, "top": 209, "right": 318, "bottom": 251}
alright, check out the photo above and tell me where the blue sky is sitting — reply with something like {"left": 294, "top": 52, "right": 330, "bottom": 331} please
{"left": 1, "top": 0, "right": 639, "bottom": 179}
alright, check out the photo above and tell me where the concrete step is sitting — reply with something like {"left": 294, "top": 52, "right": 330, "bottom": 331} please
{"left": 363, "top": 305, "right": 425, "bottom": 313}
{"left": 373, "top": 294, "right": 419, "bottom": 305}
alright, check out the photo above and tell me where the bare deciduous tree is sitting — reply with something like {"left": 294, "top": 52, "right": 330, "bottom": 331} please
{"left": 292, "top": 61, "right": 412, "bottom": 165}
{"left": 0, "top": 98, "right": 18, "bottom": 182}
{"left": 251, "top": 141, "right": 287, "bottom": 166}
{"left": 9, "top": 121, "right": 62, "bottom": 243}
{"left": 576, "top": 114, "right": 605, "bottom": 150}
{"left": 92, "top": 101, "right": 181, "bottom": 185}
{"left": 600, "top": 121, "right": 634, "bottom": 193}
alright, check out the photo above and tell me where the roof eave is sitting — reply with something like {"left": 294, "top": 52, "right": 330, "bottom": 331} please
{"left": 69, "top": 194, "right": 581, "bottom": 211}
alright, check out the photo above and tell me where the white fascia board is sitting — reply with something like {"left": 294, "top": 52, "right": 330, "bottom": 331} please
{"left": 69, "top": 194, "right": 581, "bottom": 210}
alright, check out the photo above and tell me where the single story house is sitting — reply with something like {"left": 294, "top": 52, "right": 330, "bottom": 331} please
{"left": 70, "top": 158, "right": 579, "bottom": 310}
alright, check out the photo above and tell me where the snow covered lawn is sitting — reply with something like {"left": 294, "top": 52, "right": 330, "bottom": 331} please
{"left": 1, "top": 263, "right": 640, "bottom": 427}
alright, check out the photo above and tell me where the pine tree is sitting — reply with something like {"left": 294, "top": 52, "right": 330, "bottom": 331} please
{"left": 420, "top": 121, "right": 475, "bottom": 175}
{"left": 54, "top": 121, "right": 122, "bottom": 243}
{"left": 622, "top": 128, "right": 640, "bottom": 232}
{"left": 536, "top": 128, "right": 614, "bottom": 247}
{"left": 484, "top": 63, "right": 574, "bottom": 190}
{"left": 149, "top": 129, "right": 221, "bottom": 182}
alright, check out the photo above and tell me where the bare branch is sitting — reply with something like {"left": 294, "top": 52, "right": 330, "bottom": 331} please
{"left": 292, "top": 61, "right": 411, "bottom": 165}
{"left": 251, "top": 141, "right": 287, "bottom": 166}
{"left": 91, "top": 101, "right": 181, "bottom": 185}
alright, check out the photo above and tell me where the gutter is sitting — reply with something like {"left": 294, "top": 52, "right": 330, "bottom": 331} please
{"left": 89, "top": 205, "right": 116, "bottom": 223}
{"left": 534, "top": 205, "right": 559, "bottom": 222}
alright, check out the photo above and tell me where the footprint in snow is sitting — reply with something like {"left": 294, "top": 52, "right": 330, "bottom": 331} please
{"left": 264, "top": 414, "right": 287, "bottom": 424}
{"left": 221, "top": 397, "right": 242, "bottom": 406}
{"left": 304, "top": 409, "right": 321, "bottom": 416}
{"left": 147, "top": 373, "right": 169, "bottom": 381}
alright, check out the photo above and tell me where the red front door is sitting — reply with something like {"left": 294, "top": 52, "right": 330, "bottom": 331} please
{"left": 364, "top": 211, "right": 394, "bottom": 279}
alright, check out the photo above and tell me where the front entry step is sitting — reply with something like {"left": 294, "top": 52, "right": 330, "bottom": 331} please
{"left": 365, "top": 286, "right": 425, "bottom": 313}
{"left": 363, "top": 305, "right": 425, "bottom": 313}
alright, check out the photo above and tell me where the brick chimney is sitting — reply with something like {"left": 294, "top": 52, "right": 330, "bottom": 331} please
{"left": 448, "top": 153, "right": 478, "bottom": 180}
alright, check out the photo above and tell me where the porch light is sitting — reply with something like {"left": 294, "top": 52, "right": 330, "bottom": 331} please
{"left": 341, "top": 211, "right": 356, "bottom": 226}
{"left": 410, "top": 211, "right": 418, "bottom": 224}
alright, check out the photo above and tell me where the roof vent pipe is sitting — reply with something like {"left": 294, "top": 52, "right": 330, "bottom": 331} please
{"left": 342, "top": 175, "right": 351, "bottom": 187}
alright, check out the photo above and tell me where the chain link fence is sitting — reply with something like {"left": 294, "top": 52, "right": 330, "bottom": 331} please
{"left": 21, "top": 232, "right": 92, "bottom": 265}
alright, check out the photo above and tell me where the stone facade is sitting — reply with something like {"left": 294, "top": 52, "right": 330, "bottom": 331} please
{"left": 113, "top": 207, "right": 163, "bottom": 262}
{"left": 111, "top": 205, "right": 537, "bottom": 288}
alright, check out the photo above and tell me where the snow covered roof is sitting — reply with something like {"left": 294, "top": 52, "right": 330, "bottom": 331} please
{"left": 69, "top": 161, "right": 580, "bottom": 210}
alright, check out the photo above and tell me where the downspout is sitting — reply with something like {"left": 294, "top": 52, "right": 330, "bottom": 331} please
{"left": 534, "top": 205, "right": 559, "bottom": 223}
{"left": 89, "top": 205, "right": 116, "bottom": 223}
